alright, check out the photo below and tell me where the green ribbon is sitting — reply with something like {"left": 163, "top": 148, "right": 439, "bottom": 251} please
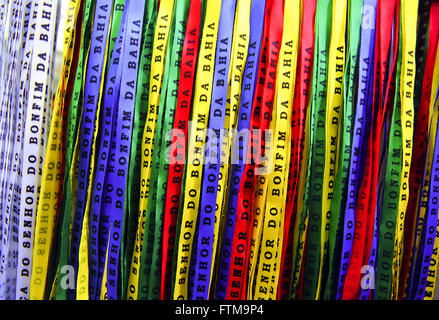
{"left": 49, "top": 0, "right": 95, "bottom": 300}
{"left": 290, "top": 1, "right": 320, "bottom": 299}
{"left": 375, "top": 18, "right": 403, "bottom": 300}
{"left": 54, "top": 0, "right": 125, "bottom": 300}
{"left": 137, "top": 22, "right": 172, "bottom": 301}
{"left": 301, "top": 0, "right": 332, "bottom": 300}
{"left": 137, "top": 1, "right": 174, "bottom": 300}
{"left": 166, "top": 0, "right": 207, "bottom": 301}
{"left": 148, "top": 0, "right": 190, "bottom": 300}
{"left": 122, "top": 0, "right": 157, "bottom": 300}
{"left": 324, "top": 0, "right": 363, "bottom": 300}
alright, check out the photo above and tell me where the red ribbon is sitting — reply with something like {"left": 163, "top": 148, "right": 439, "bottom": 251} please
{"left": 277, "top": 0, "right": 317, "bottom": 300}
{"left": 399, "top": 2, "right": 439, "bottom": 300}
{"left": 160, "top": 0, "right": 202, "bottom": 300}
{"left": 227, "top": 0, "right": 286, "bottom": 299}
{"left": 343, "top": 0, "right": 399, "bottom": 299}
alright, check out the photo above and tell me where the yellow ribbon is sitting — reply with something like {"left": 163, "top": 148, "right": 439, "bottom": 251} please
{"left": 29, "top": 0, "right": 81, "bottom": 300}
{"left": 319, "top": 0, "right": 347, "bottom": 299}
{"left": 77, "top": 7, "right": 113, "bottom": 300}
{"left": 291, "top": 98, "right": 311, "bottom": 299}
{"left": 209, "top": 0, "right": 252, "bottom": 294}
{"left": 127, "top": 0, "right": 175, "bottom": 300}
{"left": 394, "top": 0, "right": 417, "bottom": 299}
{"left": 172, "top": 0, "right": 222, "bottom": 299}
{"left": 424, "top": 47, "right": 439, "bottom": 300}
{"left": 254, "top": 0, "right": 301, "bottom": 300}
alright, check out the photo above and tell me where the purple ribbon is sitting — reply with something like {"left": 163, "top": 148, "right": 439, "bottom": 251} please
{"left": 337, "top": 0, "right": 377, "bottom": 299}
{"left": 89, "top": 8, "right": 127, "bottom": 300}
{"left": 191, "top": 0, "right": 236, "bottom": 300}
{"left": 213, "top": 0, "right": 266, "bottom": 300}
{"left": 102, "top": 0, "right": 144, "bottom": 300}
{"left": 410, "top": 82, "right": 439, "bottom": 300}
{"left": 68, "top": 0, "right": 113, "bottom": 299}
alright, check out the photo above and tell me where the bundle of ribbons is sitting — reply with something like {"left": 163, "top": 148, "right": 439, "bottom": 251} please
{"left": 0, "top": 0, "right": 438, "bottom": 301}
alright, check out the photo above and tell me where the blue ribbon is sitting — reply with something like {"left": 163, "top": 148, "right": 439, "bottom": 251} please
{"left": 214, "top": 0, "right": 266, "bottom": 300}
{"left": 190, "top": 0, "right": 237, "bottom": 300}
{"left": 68, "top": 0, "right": 114, "bottom": 299}
{"left": 102, "top": 0, "right": 144, "bottom": 300}
{"left": 89, "top": 6, "right": 128, "bottom": 300}
{"left": 337, "top": 0, "right": 377, "bottom": 299}
{"left": 410, "top": 82, "right": 439, "bottom": 299}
